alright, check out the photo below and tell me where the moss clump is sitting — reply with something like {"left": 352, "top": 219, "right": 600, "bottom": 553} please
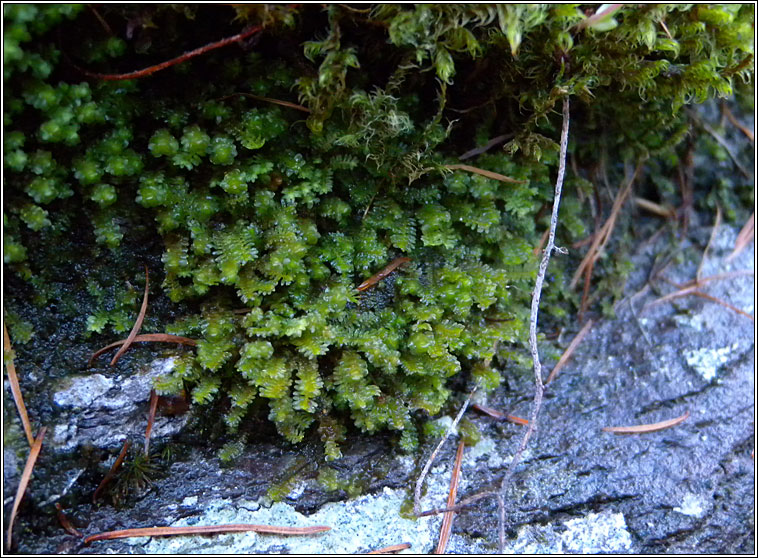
{"left": 4, "top": 5, "right": 753, "bottom": 459}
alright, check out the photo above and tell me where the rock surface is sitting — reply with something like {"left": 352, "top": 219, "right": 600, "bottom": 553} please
{"left": 5, "top": 216, "right": 753, "bottom": 555}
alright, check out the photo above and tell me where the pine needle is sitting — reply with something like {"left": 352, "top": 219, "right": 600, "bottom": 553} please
{"left": 144, "top": 390, "right": 159, "bottom": 457}
{"left": 434, "top": 440, "right": 465, "bottom": 554}
{"left": 726, "top": 212, "right": 754, "bottom": 262}
{"left": 93, "top": 440, "right": 131, "bottom": 504}
{"left": 443, "top": 164, "right": 528, "bottom": 184}
{"left": 7, "top": 427, "right": 46, "bottom": 548}
{"left": 602, "top": 410, "right": 690, "bottom": 434}
{"left": 79, "top": 26, "right": 262, "bottom": 81}
{"left": 84, "top": 523, "right": 331, "bottom": 544}
{"left": 471, "top": 404, "right": 529, "bottom": 425}
{"left": 3, "top": 323, "right": 34, "bottom": 446}
{"left": 545, "top": 319, "right": 594, "bottom": 386}
{"left": 110, "top": 266, "right": 149, "bottom": 366}
{"left": 89, "top": 333, "right": 197, "bottom": 367}
{"left": 366, "top": 543, "right": 412, "bottom": 554}
{"left": 55, "top": 503, "right": 83, "bottom": 537}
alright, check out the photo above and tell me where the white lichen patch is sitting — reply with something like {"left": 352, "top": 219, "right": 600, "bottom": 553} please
{"left": 53, "top": 373, "right": 114, "bottom": 408}
{"left": 143, "top": 487, "right": 440, "bottom": 554}
{"left": 684, "top": 344, "right": 739, "bottom": 381}
{"left": 502, "top": 511, "right": 633, "bottom": 554}
{"left": 673, "top": 492, "right": 709, "bottom": 518}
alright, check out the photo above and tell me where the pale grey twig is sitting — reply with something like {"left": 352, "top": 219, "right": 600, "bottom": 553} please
{"left": 496, "top": 95, "right": 571, "bottom": 553}
{"left": 413, "top": 383, "right": 479, "bottom": 516}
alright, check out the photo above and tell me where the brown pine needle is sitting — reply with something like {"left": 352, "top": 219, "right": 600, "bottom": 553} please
{"left": 471, "top": 404, "right": 529, "bottom": 425}
{"left": 722, "top": 104, "right": 754, "bottom": 142}
{"left": 144, "top": 390, "right": 159, "bottom": 457}
{"left": 367, "top": 543, "right": 412, "bottom": 554}
{"left": 89, "top": 333, "right": 198, "bottom": 367}
{"left": 726, "top": 212, "right": 754, "bottom": 262}
{"left": 545, "top": 319, "right": 594, "bottom": 385}
{"left": 215, "top": 92, "right": 310, "bottom": 113}
{"left": 7, "top": 427, "right": 46, "bottom": 548}
{"left": 55, "top": 503, "right": 83, "bottom": 537}
{"left": 570, "top": 160, "right": 642, "bottom": 290}
{"left": 443, "top": 164, "right": 528, "bottom": 184}
{"left": 435, "top": 440, "right": 465, "bottom": 554}
{"left": 634, "top": 197, "right": 675, "bottom": 219}
{"left": 3, "top": 323, "right": 34, "bottom": 446}
{"left": 690, "top": 291, "right": 754, "bottom": 322}
{"left": 602, "top": 410, "right": 690, "bottom": 434}
{"left": 80, "top": 26, "right": 263, "bottom": 81}
{"left": 84, "top": 523, "right": 331, "bottom": 544}
{"left": 698, "top": 206, "right": 722, "bottom": 282}
{"left": 111, "top": 266, "right": 150, "bottom": 366}
{"left": 93, "top": 440, "right": 131, "bottom": 504}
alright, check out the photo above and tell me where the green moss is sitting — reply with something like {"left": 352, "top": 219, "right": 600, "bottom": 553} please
{"left": 3, "top": 4, "right": 753, "bottom": 460}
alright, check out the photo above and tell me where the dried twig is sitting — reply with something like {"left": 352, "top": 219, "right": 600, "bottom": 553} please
{"left": 144, "top": 390, "right": 159, "bottom": 457}
{"left": 544, "top": 319, "right": 593, "bottom": 386}
{"left": 435, "top": 440, "right": 465, "bottom": 554}
{"left": 93, "top": 440, "right": 131, "bottom": 504}
{"left": 7, "top": 427, "right": 46, "bottom": 548}
{"left": 79, "top": 26, "right": 263, "bottom": 81}
{"left": 443, "top": 164, "right": 527, "bottom": 184}
{"left": 602, "top": 410, "right": 690, "bottom": 433}
{"left": 89, "top": 333, "right": 197, "bottom": 367}
{"left": 84, "top": 523, "right": 331, "bottom": 544}
{"left": 3, "top": 323, "right": 34, "bottom": 446}
{"left": 495, "top": 95, "right": 571, "bottom": 553}
{"left": 110, "top": 266, "right": 149, "bottom": 366}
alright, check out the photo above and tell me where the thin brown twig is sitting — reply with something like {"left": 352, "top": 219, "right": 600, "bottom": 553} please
{"left": 544, "top": 319, "right": 594, "bottom": 386}
{"left": 79, "top": 26, "right": 262, "bottom": 81}
{"left": 7, "top": 427, "right": 46, "bottom": 548}
{"left": 144, "top": 390, "right": 159, "bottom": 457}
{"left": 84, "top": 523, "right": 331, "bottom": 544}
{"left": 93, "top": 440, "right": 131, "bottom": 504}
{"left": 435, "top": 440, "right": 465, "bottom": 554}
{"left": 110, "top": 266, "right": 149, "bottom": 366}
{"left": 89, "top": 333, "right": 198, "bottom": 367}
{"left": 602, "top": 410, "right": 690, "bottom": 433}
{"left": 3, "top": 323, "right": 34, "bottom": 446}
{"left": 443, "top": 164, "right": 528, "bottom": 184}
